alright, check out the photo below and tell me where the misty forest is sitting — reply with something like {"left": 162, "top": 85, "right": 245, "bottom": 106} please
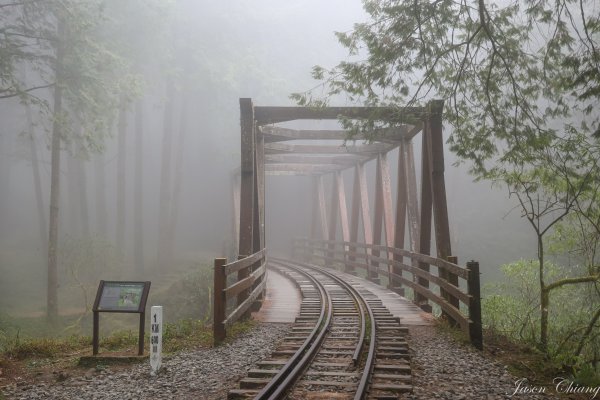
{"left": 0, "top": 0, "right": 599, "bottom": 397}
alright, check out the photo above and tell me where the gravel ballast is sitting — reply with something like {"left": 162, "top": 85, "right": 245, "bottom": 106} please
{"left": 1, "top": 323, "right": 291, "bottom": 400}
{"left": 406, "top": 325, "right": 549, "bottom": 400}
{"left": 2, "top": 322, "right": 563, "bottom": 399}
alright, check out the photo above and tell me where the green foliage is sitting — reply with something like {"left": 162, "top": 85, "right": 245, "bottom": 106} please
{"left": 99, "top": 330, "right": 137, "bottom": 351}
{"left": 57, "top": 235, "right": 121, "bottom": 334}
{"left": 162, "top": 319, "right": 212, "bottom": 353}
{"left": 1, "top": 0, "right": 146, "bottom": 155}
{"left": 297, "top": 0, "right": 600, "bottom": 178}
{"left": 151, "top": 261, "right": 214, "bottom": 323}
{"left": 483, "top": 259, "right": 600, "bottom": 380}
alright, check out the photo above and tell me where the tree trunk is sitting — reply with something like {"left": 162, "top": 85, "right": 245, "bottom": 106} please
{"left": 47, "top": 18, "right": 65, "bottom": 322}
{"left": 116, "top": 97, "right": 127, "bottom": 253}
{"left": 133, "top": 99, "right": 144, "bottom": 275}
{"left": 166, "top": 90, "right": 188, "bottom": 266}
{"left": 94, "top": 153, "right": 107, "bottom": 237}
{"left": 157, "top": 79, "right": 175, "bottom": 271}
{"left": 76, "top": 154, "right": 90, "bottom": 237}
{"left": 0, "top": 133, "right": 11, "bottom": 245}
{"left": 26, "top": 104, "right": 47, "bottom": 252}
{"left": 538, "top": 235, "right": 548, "bottom": 352}
{"left": 66, "top": 144, "right": 79, "bottom": 236}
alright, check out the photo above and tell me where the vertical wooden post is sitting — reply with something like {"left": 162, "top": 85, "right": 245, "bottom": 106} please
{"left": 92, "top": 311, "right": 99, "bottom": 355}
{"left": 253, "top": 129, "right": 265, "bottom": 303}
{"left": 428, "top": 100, "right": 459, "bottom": 316}
{"left": 253, "top": 129, "right": 265, "bottom": 253}
{"left": 467, "top": 260, "right": 483, "bottom": 350}
{"left": 138, "top": 312, "right": 145, "bottom": 356}
{"left": 238, "top": 98, "right": 254, "bottom": 262}
{"left": 239, "top": 99, "right": 255, "bottom": 310}
{"left": 232, "top": 174, "right": 240, "bottom": 259}
{"left": 428, "top": 100, "right": 451, "bottom": 258}
{"left": 213, "top": 257, "right": 227, "bottom": 345}
{"left": 417, "top": 120, "right": 432, "bottom": 312}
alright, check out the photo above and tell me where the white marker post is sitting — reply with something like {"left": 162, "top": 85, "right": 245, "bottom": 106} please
{"left": 150, "top": 306, "right": 163, "bottom": 375}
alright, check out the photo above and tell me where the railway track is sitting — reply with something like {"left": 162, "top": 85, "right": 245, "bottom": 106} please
{"left": 228, "top": 258, "right": 412, "bottom": 400}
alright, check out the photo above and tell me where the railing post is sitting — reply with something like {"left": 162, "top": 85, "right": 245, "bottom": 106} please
{"left": 467, "top": 260, "right": 483, "bottom": 350}
{"left": 213, "top": 258, "right": 227, "bottom": 345}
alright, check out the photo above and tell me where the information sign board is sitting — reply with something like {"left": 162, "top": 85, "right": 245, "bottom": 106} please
{"left": 92, "top": 280, "right": 151, "bottom": 355}
{"left": 94, "top": 281, "right": 149, "bottom": 313}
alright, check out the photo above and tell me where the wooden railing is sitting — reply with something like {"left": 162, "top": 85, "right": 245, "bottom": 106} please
{"left": 213, "top": 249, "right": 267, "bottom": 344}
{"left": 293, "top": 238, "right": 482, "bottom": 349}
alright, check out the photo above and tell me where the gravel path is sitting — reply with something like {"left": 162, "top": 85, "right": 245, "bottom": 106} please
{"left": 2, "top": 321, "right": 564, "bottom": 400}
{"left": 405, "top": 325, "right": 549, "bottom": 400}
{"left": 1, "top": 323, "right": 291, "bottom": 400}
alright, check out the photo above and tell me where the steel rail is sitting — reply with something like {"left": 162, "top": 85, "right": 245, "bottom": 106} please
{"left": 271, "top": 257, "right": 377, "bottom": 400}
{"left": 253, "top": 260, "right": 333, "bottom": 400}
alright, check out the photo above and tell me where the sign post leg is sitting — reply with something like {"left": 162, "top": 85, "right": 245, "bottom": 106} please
{"left": 138, "top": 312, "right": 145, "bottom": 356}
{"left": 93, "top": 311, "right": 99, "bottom": 355}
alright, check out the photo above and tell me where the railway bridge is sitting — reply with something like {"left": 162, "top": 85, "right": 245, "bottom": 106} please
{"left": 213, "top": 98, "right": 483, "bottom": 399}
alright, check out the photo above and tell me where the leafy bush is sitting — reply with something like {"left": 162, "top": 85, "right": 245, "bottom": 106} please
{"left": 483, "top": 259, "right": 600, "bottom": 383}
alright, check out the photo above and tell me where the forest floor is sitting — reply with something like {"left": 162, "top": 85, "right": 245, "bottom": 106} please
{"left": 1, "top": 319, "right": 593, "bottom": 399}
{"left": 0, "top": 318, "right": 251, "bottom": 396}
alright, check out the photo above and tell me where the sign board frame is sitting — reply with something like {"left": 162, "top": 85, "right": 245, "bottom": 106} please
{"left": 92, "top": 280, "right": 151, "bottom": 355}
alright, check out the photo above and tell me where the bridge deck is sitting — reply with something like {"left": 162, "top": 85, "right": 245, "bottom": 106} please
{"left": 251, "top": 267, "right": 301, "bottom": 323}
{"left": 253, "top": 262, "right": 432, "bottom": 325}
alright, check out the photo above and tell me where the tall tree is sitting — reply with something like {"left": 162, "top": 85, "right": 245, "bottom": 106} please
{"left": 166, "top": 87, "right": 189, "bottom": 266}
{"left": 156, "top": 79, "right": 176, "bottom": 271}
{"left": 133, "top": 99, "right": 145, "bottom": 275}
{"left": 25, "top": 103, "right": 47, "bottom": 252}
{"left": 115, "top": 97, "right": 127, "bottom": 253}
{"left": 1, "top": 1, "right": 131, "bottom": 320}
{"left": 94, "top": 153, "right": 108, "bottom": 238}
{"left": 46, "top": 13, "right": 65, "bottom": 322}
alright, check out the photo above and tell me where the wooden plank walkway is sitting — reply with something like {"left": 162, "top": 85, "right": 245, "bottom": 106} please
{"left": 253, "top": 262, "right": 432, "bottom": 325}
{"left": 333, "top": 270, "right": 433, "bottom": 326}
{"left": 251, "top": 267, "right": 301, "bottom": 323}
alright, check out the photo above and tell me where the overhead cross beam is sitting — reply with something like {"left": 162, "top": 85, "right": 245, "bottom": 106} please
{"left": 261, "top": 125, "right": 421, "bottom": 142}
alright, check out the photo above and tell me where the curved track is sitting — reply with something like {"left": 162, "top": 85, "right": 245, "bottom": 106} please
{"left": 228, "top": 258, "right": 412, "bottom": 400}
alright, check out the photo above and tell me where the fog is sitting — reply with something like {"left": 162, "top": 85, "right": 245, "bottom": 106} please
{"left": 0, "top": 0, "right": 535, "bottom": 322}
